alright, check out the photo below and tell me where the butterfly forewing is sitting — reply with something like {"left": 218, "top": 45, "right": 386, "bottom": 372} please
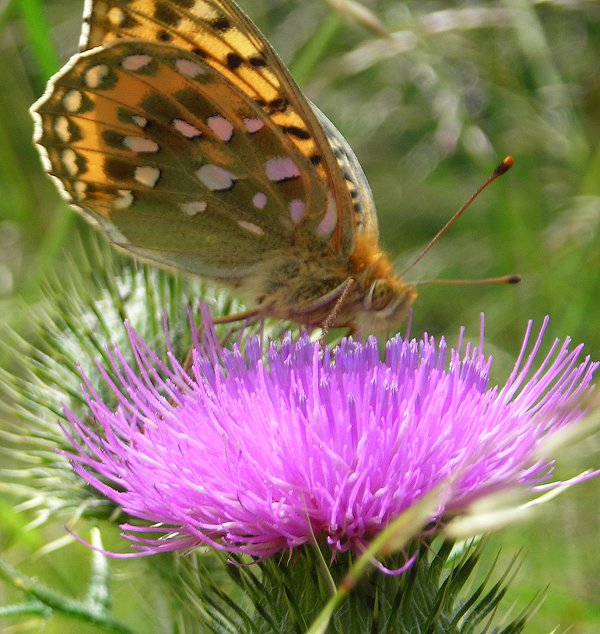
{"left": 77, "top": 0, "right": 357, "bottom": 251}
{"left": 33, "top": 38, "right": 347, "bottom": 277}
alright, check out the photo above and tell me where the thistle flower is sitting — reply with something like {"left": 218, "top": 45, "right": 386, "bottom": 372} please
{"left": 63, "top": 315, "right": 597, "bottom": 560}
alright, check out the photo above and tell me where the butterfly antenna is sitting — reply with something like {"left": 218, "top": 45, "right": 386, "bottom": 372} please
{"left": 417, "top": 274, "right": 521, "bottom": 286}
{"left": 400, "top": 156, "right": 514, "bottom": 277}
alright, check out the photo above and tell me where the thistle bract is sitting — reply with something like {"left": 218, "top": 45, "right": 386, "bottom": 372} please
{"left": 63, "top": 316, "right": 597, "bottom": 558}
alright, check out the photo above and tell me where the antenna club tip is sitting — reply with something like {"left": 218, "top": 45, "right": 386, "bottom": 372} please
{"left": 507, "top": 274, "right": 521, "bottom": 284}
{"left": 493, "top": 156, "right": 514, "bottom": 177}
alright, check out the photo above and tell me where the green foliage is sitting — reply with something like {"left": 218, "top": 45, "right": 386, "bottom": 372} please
{"left": 0, "top": 539, "right": 136, "bottom": 634}
{"left": 162, "top": 540, "right": 534, "bottom": 633}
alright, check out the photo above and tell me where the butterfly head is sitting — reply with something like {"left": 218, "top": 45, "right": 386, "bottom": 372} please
{"left": 342, "top": 235, "right": 416, "bottom": 334}
{"left": 355, "top": 274, "right": 417, "bottom": 334}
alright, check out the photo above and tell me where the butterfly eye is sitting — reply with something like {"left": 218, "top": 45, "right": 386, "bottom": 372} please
{"left": 365, "top": 279, "right": 392, "bottom": 312}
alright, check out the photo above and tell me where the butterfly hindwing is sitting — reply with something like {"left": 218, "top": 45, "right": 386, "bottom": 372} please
{"left": 311, "top": 103, "right": 379, "bottom": 243}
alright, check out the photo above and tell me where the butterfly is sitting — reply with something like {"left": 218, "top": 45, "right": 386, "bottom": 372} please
{"left": 31, "top": 0, "right": 417, "bottom": 334}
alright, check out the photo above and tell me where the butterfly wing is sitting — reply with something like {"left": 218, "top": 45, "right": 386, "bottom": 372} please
{"left": 311, "top": 103, "right": 379, "bottom": 243}
{"left": 34, "top": 39, "right": 337, "bottom": 278}
{"left": 75, "top": 0, "right": 362, "bottom": 254}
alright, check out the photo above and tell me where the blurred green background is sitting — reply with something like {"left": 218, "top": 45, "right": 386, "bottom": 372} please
{"left": 1, "top": 0, "right": 599, "bottom": 631}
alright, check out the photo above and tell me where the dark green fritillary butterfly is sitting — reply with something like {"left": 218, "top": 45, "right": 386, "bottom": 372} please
{"left": 31, "top": 0, "right": 417, "bottom": 332}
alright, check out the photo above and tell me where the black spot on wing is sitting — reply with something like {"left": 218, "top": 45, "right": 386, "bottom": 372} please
{"left": 104, "top": 157, "right": 135, "bottom": 182}
{"left": 226, "top": 52, "right": 244, "bottom": 70}
{"left": 249, "top": 55, "right": 267, "bottom": 67}
{"left": 282, "top": 125, "right": 311, "bottom": 140}
{"left": 268, "top": 97, "right": 289, "bottom": 112}
{"left": 211, "top": 16, "right": 231, "bottom": 32}
{"left": 154, "top": 5, "right": 180, "bottom": 26}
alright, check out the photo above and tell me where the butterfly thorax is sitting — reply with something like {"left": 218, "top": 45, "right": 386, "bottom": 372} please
{"left": 248, "top": 234, "right": 417, "bottom": 334}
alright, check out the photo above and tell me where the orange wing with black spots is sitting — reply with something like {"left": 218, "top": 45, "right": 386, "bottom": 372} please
{"left": 77, "top": 0, "right": 364, "bottom": 252}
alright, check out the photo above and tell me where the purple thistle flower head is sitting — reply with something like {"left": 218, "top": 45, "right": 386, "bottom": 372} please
{"left": 63, "top": 314, "right": 597, "bottom": 559}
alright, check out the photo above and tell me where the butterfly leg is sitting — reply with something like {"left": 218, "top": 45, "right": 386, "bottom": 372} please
{"left": 183, "top": 307, "right": 260, "bottom": 373}
{"left": 219, "top": 314, "right": 262, "bottom": 348}
{"left": 346, "top": 324, "right": 359, "bottom": 339}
